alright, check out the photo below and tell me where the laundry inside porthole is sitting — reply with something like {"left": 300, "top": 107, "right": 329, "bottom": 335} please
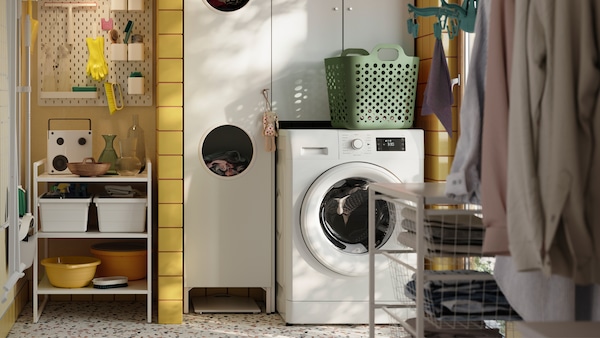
{"left": 201, "top": 125, "right": 253, "bottom": 177}
{"left": 206, "top": 0, "right": 249, "bottom": 12}
{"left": 320, "top": 178, "right": 395, "bottom": 253}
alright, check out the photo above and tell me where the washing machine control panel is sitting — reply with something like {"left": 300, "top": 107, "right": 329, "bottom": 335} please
{"left": 340, "top": 131, "right": 408, "bottom": 158}
{"left": 340, "top": 133, "right": 373, "bottom": 157}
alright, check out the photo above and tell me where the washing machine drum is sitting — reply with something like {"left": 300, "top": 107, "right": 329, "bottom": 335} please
{"left": 320, "top": 179, "right": 392, "bottom": 252}
{"left": 300, "top": 162, "right": 400, "bottom": 276}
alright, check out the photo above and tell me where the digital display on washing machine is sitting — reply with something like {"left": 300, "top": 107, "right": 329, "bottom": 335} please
{"left": 376, "top": 138, "right": 405, "bottom": 151}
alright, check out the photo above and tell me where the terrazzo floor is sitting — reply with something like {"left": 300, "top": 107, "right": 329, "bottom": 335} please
{"left": 8, "top": 301, "right": 398, "bottom": 338}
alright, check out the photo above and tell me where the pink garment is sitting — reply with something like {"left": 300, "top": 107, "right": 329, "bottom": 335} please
{"left": 480, "top": 0, "right": 515, "bottom": 256}
{"left": 207, "top": 160, "right": 237, "bottom": 176}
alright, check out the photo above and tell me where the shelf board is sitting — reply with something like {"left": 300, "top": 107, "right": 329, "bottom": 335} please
{"left": 40, "top": 91, "right": 99, "bottom": 99}
{"left": 36, "top": 172, "right": 148, "bottom": 183}
{"left": 37, "top": 230, "right": 148, "bottom": 239}
{"left": 38, "top": 275, "right": 149, "bottom": 295}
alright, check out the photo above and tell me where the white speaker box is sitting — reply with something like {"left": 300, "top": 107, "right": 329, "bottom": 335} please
{"left": 47, "top": 130, "right": 93, "bottom": 174}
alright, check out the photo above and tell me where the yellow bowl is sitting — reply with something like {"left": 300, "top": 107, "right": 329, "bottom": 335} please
{"left": 41, "top": 256, "right": 101, "bottom": 288}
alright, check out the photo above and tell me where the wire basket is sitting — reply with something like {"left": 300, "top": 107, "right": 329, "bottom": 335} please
{"left": 324, "top": 44, "right": 419, "bottom": 129}
{"left": 389, "top": 202, "right": 521, "bottom": 337}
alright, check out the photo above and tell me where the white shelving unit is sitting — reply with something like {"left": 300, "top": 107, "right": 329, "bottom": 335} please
{"left": 32, "top": 159, "right": 152, "bottom": 323}
{"left": 368, "top": 182, "right": 517, "bottom": 338}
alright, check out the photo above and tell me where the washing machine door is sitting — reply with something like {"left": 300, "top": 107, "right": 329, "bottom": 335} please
{"left": 300, "top": 162, "right": 400, "bottom": 276}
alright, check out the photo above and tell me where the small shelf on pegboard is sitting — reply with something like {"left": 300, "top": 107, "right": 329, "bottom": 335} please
{"left": 40, "top": 91, "right": 99, "bottom": 99}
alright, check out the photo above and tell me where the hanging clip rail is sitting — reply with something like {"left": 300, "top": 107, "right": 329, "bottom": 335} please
{"left": 407, "top": 0, "right": 477, "bottom": 40}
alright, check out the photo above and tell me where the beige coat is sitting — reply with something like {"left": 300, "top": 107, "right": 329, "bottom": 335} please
{"left": 507, "top": 0, "right": 600, "bottom": 284}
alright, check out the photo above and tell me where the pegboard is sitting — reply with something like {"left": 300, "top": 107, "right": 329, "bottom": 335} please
{"left": 37, "top": 0, "right": 153, "bottom": 107}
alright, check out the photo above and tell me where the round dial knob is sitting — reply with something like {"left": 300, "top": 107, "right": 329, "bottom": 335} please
{"left": 351, "top": 139, "right": 364, "bottom": 149}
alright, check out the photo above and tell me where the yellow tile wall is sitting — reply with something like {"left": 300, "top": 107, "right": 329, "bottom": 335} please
{"left": 157, "top": 155, "right": 183, "bottom": 179}
{"left": 414, "top": 0, "right": 461, "bottom": 182}
{"left": 158, "top": 204, "right": 183, "bottom": 228}
{"left": 158, "top": 228, "right": 184, "bottom": 251}
{"left": 156, "top": 0, "right": 184, "bottom": 324}
{"left": 157, "top": 60, "right": 184, "bottom": 83}
{"left": 157, "top": 131, "right": 183, "bottom": 155}
{"left": 157, "top": 107, "right": 184, "bottom": 130}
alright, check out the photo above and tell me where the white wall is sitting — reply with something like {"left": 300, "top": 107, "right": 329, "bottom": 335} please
{"left": 272, "top": 0, "right": 414, "bottom": 121}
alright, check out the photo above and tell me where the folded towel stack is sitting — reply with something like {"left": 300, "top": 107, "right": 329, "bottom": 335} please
{"left": 404, "top": 270, "right": 521, "bottom": 321}
{"left": 104, "top": 185, "right": 139, "bottom": 197}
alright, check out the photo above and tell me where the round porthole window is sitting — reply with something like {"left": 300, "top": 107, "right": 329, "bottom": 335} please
{"left": 200, "top": 125, "right": 254, "bottom": 177}
{"left": 206, "top": 0, "right": 250, "bottom": 12}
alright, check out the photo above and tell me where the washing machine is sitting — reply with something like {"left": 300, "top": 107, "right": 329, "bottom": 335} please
{"left": 276, "top": 128, "right": 424, "bottom": 324}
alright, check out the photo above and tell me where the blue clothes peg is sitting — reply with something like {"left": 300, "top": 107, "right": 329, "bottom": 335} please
{"left": 407, "top": 18, "right": 419, "bottom": 38}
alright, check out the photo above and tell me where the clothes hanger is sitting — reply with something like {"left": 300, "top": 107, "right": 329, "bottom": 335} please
{"left": 407, "top": 0, "right": 477, "bottom": 40}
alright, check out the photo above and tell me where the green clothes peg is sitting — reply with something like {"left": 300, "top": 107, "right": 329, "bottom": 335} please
{"left": 441, "top": 0, "right": 477, "bottom": 33}
{"left": 407, "top": 18, "right": 419, "bottom": 38}
{"left": 434, "top": 21, "right": 442, "bottom": 40}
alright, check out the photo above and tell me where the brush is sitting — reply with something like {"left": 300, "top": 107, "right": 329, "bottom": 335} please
{"left": 92, "top": 276, "right": 128, "bottom": 289}
{"left": 123, "top": 20, "right": 134, "bottom": 44}
{"left": 104, "top": 82, "right": 124, "bottom": 115}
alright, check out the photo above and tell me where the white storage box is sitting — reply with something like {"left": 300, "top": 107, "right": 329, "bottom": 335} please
{"left": 38, "top": 195, "right": 92, "bottom": 232}
{"left": 94, "top": 196, "right": 147, "bottom": 232}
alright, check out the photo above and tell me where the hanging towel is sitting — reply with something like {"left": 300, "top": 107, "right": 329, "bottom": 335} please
{"left": 421, "top": 38, "right": 454, "bottom": 136}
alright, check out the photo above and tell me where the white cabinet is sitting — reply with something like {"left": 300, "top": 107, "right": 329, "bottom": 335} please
{"left": 343, "top": 0, "right": 414, "bottom": 53}
{"left": 32, "top": 159, "right": 153, "bottom": 323}
{"left": 183, "top": 0, "right": 274, "bottom": 314}
{"left": 368, "top": 182, "right": 518, "bottom": 338}
{"left": 272, "top": 0, "right": 414, "bottom": 121}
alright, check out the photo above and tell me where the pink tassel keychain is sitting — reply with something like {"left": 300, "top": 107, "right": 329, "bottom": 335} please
{"left": 262, "top": 89, "right": 279, "bottom": 152}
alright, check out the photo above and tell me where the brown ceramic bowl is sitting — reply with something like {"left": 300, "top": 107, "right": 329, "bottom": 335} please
{"left": 67, "top": 157, "right": 111, "bottom": 177}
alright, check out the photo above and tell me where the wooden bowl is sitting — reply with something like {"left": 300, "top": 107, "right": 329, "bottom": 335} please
{"left": 67, "top": 157, "right": 111, "bottom": 177}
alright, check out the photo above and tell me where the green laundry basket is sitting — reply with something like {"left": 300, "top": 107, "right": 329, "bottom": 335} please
{"left": 324, "top": 44, "right": 419, "bottom": 129}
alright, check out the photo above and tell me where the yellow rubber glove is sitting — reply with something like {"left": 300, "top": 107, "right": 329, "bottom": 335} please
{"left": 86, "top": 37, "right": 108, "bottom": 81}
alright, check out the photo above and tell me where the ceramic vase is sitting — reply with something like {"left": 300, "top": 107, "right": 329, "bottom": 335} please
{"left": 98, "top": 134, "right": 119, "bottom": 174}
